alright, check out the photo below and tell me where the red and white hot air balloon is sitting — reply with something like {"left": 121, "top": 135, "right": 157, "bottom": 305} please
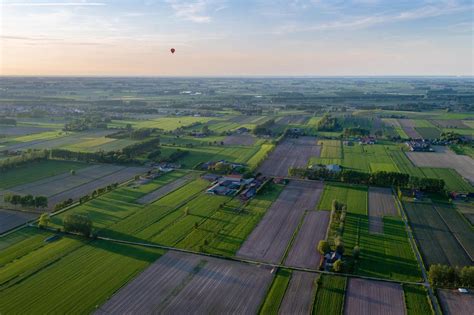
{"left": 170, "top": 48, "right": 176, "bottom": 54}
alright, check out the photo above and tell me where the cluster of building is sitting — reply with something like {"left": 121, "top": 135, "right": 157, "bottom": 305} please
{"left": 406, "top": 140, "right": 433, "bottom": 152}
{"left": 202, "top": 173, "right": 265, "bottom": 199}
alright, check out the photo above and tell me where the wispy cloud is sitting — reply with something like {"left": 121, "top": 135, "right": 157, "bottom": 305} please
{"left": 165, "top": 0, "right": 223, "bottom": 23}
{"left": 3, "top": 1, "right": 106, "bottom": 6}
{"left": 273, "top": 1, "right": 473, "bottom": 34}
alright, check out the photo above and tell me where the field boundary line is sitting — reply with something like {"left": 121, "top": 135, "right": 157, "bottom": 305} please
{"left": 89, "top": 232, "right": 425, "bottom": 287}
{"left": 280, "top": 209, "right": 308, "bottom": 265}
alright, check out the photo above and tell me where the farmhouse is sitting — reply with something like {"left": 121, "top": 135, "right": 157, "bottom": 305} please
{"left": 359, "top": 136, "right": 376, "bottom": 145}
{"left": 326, "top": 164, "right": 341, "bottom": 172}
{"left": 406, "top": 140, "right": 433, "bottom": 152}
{"left": 206, "top": 175, "right": 252, "bottom": 196}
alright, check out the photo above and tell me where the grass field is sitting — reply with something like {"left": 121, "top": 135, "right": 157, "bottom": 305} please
{"left": 319, "top": 183, "right": 421, "bottom": 281}
{"left": 318, "top": 182, "right": 368, "bottom": 214}
{"left": 403, "top": 284, "right": 434, "bottom": 315}
{"left": 0, "top": 234, "right": 163, "bottom": 314}
{"left": 404, "top": 201, "right": 471, "bottom": 267}
{"left": 415, "top": 127, "right": 441, "bottom": 139}
{"left": 259, "top": 268, "right": 291, "bottom": 315}
{"left": 0, "top": 160, "right": 87, "bottom": 189}
{"left": 344, "top": 213, "right": 421, "bottom": 281}
{"left": 450, "top": 144, "right": 474, "bottom": 159}
{"left": 420, "top": 168, "right": 473, "bottom": 192}
{"left": 128, "top": 116, "right": 219, "bottom": 130}
{"left": 161, "top": 144, "right": 261, "bottom": 168}
{"left": 313, "top": 275, "right": 346, "bottom": 315}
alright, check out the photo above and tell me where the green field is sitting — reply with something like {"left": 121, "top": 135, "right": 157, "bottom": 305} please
{"left": 0, "top": 160, "right": 87, "bottom": 189}
{"left": 404, "top": 201, "right": 472, "bottom": 267}
{"left": 313, "top": 275, "right": 346, "bottom": 315}
{"left": 318, "top": 182, "right": 368, "bottom": 214}
{"left": 415, "top": 127, "right": 441, "bottom": 139}
{"left": 161, "top": 144, "right": 261, "bottom": 168}
{"left": 0, "top": 232, "right": 163, "bottom": 314}
{"left": 319, "top": 183, "right": 421, "bottom": 281}
{"left": 403, "top": 284, "right": 434, "bottom": 315}
{"left": 126, "top": 116, "right": 219, "bottom": 130}
{"left": 259, "top": 268, "right": 292, "bottom": 315}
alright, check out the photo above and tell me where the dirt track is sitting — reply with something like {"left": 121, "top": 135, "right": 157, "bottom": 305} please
{"left": 368, "top": 187, "right": 398, "bottom": 234}
{"left": 258, "top": 137, "right": 321, "bottom": 177}
{"left": 237, "top": 180, "right": 323, "bottom": 264}
{"left": 284, "top": 210, "right": 329, "bottom": 269}
{"left": 96, "top": 251, "right": 273, "bottom": 314}
{"left": 438, "top": 289, "right": 474, "bottom": 315}
{"left": 136, "top": 174, "right": 194, "bottom": 204}
{"left": 278, "top": 271, "right": 318, "bottom": 315}
{"left": 344, "top": 278, "right": 405, "bottom": 315}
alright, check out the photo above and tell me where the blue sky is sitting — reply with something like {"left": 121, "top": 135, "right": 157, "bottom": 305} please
{"left": 1, "top": 0, "right": 473, "bottom": 75}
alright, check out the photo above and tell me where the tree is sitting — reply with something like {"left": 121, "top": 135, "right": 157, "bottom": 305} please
{"left": 34, "top": 196, "right": 48, "bottom": 208}
{"left": 201, "top": 125, "right": 210, "bottom": 134}
{"left": 3, "top": 193, "right": 13, "bottom": 203}
{"left": 335, "top": 237, "right": 345, "bottom": 255}
{"left": 63, "top": 213, "right": 92, "bottom": 237}
{"left": 317, "top": 240, "right": 331, "bottom": 255}
{"left": 70, "top": 169, "right": 76, "bottom": 175}
{"left": 353, "top": 246, "right": 360, "bottom": 260}
{"left": 38, "top": 213, "right": 51, "bottom": 228}
{"left": 333, "top": 259, "right": 343, "bottom": 272}
{"left": 214, "top": 162, "right": 231, "bottom": 172}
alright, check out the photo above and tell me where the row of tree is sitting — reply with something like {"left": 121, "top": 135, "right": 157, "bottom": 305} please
{"left": 429, "top": 264, "right": 474, "bottom": 288}
{"left": 289, "top": 167, "right": 445, "bottom": 193}
{"left": 4, "top": 194, "right": 48, "bottom": 208}
{"left": 51, "top": 136, "right": 160, "bottom": 164}
{"left": 253, "top": 119, "right": 275, "bottom": 136}
{"left": 343, "top": 127, "right": 370, "bottom": 137}
{"left": 0, "top": 150, "right": 49, "bottom": 172}
{"left": 317, "top": 114, "right": 340, "bottom": 131}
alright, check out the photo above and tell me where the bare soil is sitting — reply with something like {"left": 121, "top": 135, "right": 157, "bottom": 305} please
{"left": 284, "top": 210, "right": 330, "bottom": 269}
{"left": 344, "top": 278, "right": 405, "bottom": 315}
{"left": 0, "top": 209, "right": 37, "bottom": 234}
{"left": 223, "top": 134, "right": 256, "bottom": 146}
{"left": 406, "top": 147, "right": 474, "bottom": 184}
{"left": 237, "top": 180, "right": 323, "bottom": 264}
{"left": 258, "top": 137, "right": 321, "bottom": 177}
{"left": 3, "top": 165, "right": 147, "bottom": 210}
{"left": 96, "top": 251, "right": 273, "bottom": 315}
{"left": 278, "top": 271, "right": 319, "bottom": 315}
{"left": 398, "top": 119, "right": 422, "bottom": 139}
{"left": 438, "top": 289, "right": 474, "bottom": 315}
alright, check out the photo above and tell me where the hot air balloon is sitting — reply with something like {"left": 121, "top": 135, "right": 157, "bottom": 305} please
{"left": 170, "top": 48, "right": 175, "bottom": 54}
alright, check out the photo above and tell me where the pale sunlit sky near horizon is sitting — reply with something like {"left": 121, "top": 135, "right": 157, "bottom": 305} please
{"left": 0, "top": 0, "right": 473, "bottom": 76}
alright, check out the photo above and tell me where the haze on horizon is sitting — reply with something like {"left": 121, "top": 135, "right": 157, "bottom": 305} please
{"left": 0, "top": 0, "right": 473, "bottom": 76}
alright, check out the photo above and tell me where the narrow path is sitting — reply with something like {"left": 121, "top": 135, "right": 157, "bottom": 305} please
{"left": 393, "top": 189, "right": 442, "bottom": 315}
{"left": 95, "top": 234, "right": 424, "bottom": 287}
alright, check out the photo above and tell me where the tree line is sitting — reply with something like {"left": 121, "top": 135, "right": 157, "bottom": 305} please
{"left": 317, "top": 114, "right": 340, "bottom": 131}
{"left": 51, "top": 137, "right": 160, "bottom": 164}
{"left": 429, "top": 264, "right": 474, "bottom": 288}
{"left": 289, "top": 167, "right": 445, "bottom": 193}
{"left": 0, "top": 150, "right": 49, "bottom": 172}
{"left": 4, "top": 194, "right": 48, "bottom": 208}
